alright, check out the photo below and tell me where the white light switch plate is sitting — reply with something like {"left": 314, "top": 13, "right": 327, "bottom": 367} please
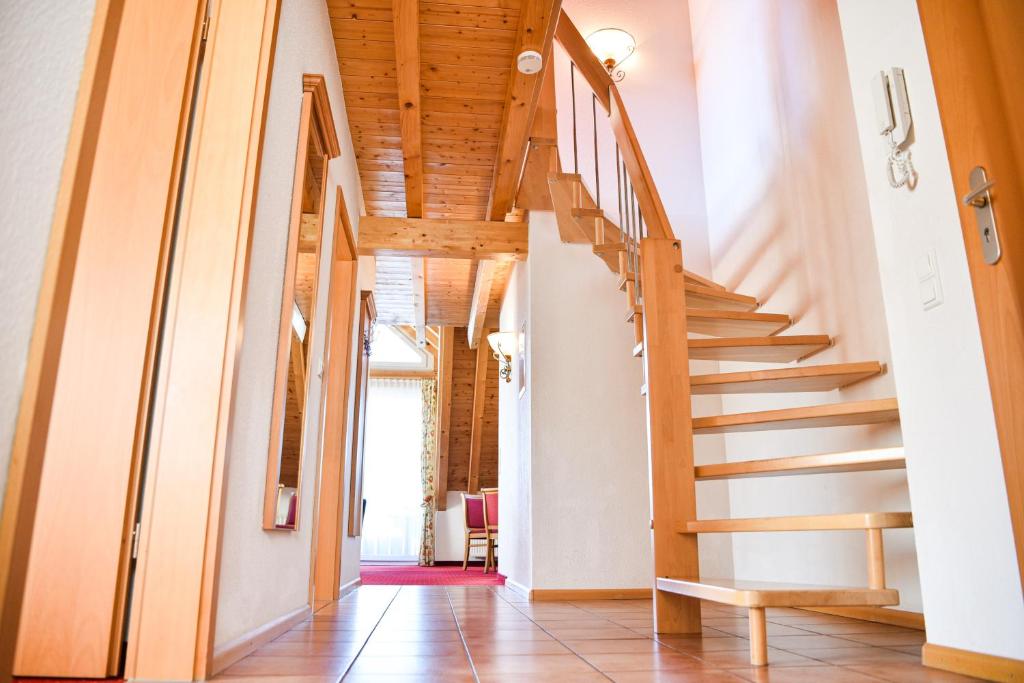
{"left": 917, "top": 248, "right": 943, "bottom": 311}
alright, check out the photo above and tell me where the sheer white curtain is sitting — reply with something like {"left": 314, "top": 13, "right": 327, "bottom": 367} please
{"left": 360, "top": 378, "right": 424, "bottom": 561}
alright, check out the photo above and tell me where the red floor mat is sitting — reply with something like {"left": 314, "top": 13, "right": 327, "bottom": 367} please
{"left": 360, "top": 563, "right": 505, "bottom": 586}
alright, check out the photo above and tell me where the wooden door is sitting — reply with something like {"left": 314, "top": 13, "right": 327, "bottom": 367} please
{"left": 347, "top": 291, "right": 376, "bottom": 536}
{"left": 918, "top": 0, "right": 1024, "bottom": 589}
{"left": 12, "top": 2, "right": 205, "bottom": 676}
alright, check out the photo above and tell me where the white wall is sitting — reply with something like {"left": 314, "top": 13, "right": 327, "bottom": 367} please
{"left": 555, "top": 0, "right": 733, "bottom": 580}
{"left": 502, "top": 212, "right": 653, "bottom": 591}
{"left": 688, "top": 0, "right": 920, "bottom": 611}
{"left": 497, "top": 260, "right": 532, "bottom": 590}
{"left": 434, "top": 492, "right": 468, "bottom": 563}
{"left": 837, "top": 0, "right": 1024, "bottom": 658}
{"left": 0, "top": 0, "right": 96, "bottom": 507}
{"left": 215, "top": 0, "right": 363, "bottom": 647}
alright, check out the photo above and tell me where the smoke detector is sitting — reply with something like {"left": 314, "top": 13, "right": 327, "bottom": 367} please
{"left": 517, "top": 50, "right": 543, "bottom": 74}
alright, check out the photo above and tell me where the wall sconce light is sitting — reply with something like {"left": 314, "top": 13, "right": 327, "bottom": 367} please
{"left": 487, "top": 331, "right": 517, "bottom": 383}
{"left": 585, "top": 28, "right": 636, "bottom": 82}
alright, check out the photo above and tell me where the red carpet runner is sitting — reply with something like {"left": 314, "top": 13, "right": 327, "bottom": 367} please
{"left": 360, "top": 563, "right": 505, "bottom": 586}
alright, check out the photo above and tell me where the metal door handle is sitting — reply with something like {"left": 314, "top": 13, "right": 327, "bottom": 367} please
{"left": 963, "top": 177, "right": 995, "bottom": 207}
{"left": 964, "top": 166, "right": 1001, "bottom": 265}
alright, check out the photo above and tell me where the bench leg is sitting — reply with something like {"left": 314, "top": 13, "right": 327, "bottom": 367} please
{"left": 748, "top": 607, "right": 768, "bottom": 666}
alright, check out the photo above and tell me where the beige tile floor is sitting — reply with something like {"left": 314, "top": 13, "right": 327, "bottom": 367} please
{"left": 214, "top": 585, "right": 980, "bottom": 682}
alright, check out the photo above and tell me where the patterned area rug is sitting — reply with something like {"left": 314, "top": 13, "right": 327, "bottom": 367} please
{"left": 360, "top": 563, "right": 505, "bottom": 586}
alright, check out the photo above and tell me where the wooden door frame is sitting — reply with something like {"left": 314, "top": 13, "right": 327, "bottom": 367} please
{"left": 0, "top": 1, "right": 207, "bottom": 680}
{"left": 918, "top": 0, "right": 1024, "bottom": 594}
{"left": 310, "top": 188, "right": 358, "bottom": 604}
{"left": 120, "top": 1, "right": 281, "bottom": 680}
{"left": 0, "top": 3, "right": 124, "bottom": 680}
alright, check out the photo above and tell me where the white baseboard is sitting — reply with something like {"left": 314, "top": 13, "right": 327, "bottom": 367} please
{"left": 210, "top": 604, "right": 310, "bottom": 675}
{"left": 504, "top": 578, "right": 532, "bottom": 599}
{"left": 338, "top": 576, "right": 361, "bottom": 599}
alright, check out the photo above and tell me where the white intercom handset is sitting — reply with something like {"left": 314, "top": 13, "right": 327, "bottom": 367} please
{"left": 873, "top": 68, "right": 916, "bottom": 189}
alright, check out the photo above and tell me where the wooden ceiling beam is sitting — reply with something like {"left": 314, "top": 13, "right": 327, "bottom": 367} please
{"left": 392, "top": 0, "right": 424, "bottom": 217}
{"left": 468, "top": 260, "right": 497, "bottom": 350}
{"left": 358, "top": 216, "right": 528, "bottom": 260}
{"left": 486, "top": 0, "right": 562, "bottom": 220}
{"left": 411, "top": 256, "right": 427, "bottom": 345}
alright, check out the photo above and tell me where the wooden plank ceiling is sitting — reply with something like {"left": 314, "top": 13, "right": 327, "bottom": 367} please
{"left": 329, "top": 0, "right": 534, "bottom": 328}
{"left": 330, "top": 0, "right": 518, "bottom": 220}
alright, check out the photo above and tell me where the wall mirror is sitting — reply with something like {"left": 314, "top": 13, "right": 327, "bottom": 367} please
{"left": 263, "top": 75, "right": 340, "bottom": 530}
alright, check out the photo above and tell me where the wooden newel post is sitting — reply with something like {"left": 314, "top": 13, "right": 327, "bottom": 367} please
{"left": 639, "top": 237, "right": 702, "bottom": 634}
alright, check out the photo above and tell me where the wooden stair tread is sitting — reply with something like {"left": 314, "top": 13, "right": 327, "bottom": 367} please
{"left": 547, "top": 173, "right": 592, "bottom": 245}
{"left": 690, "top": 362, "right": 884, "bottom": 394}
{"left": 688, "top": 335, "right": 832, "bottom": 362}
{"left": 594, "top": 242, "right": 626, "bottom": 254}
{"left": 692, "top": 398, "right": 899, "bottom": 434}
{"left": 656, "top": 577, "right": 899, "bottom": 608}
{"left": 685, "top": 283, "right": 759, "bottom": 312}
{"left": 694, "top": 447, "right": 906, "bottom": 480}
{"left": 687, "top": 310, "right": 791, "bottom": 337}
{"left": 683, "top": 511, "right": 913, "bottom": 533}
{"left": 682, "top": 270, "right": 727, "bottom": 291}
{"left": 572, "top": 207, "right": 604, "bottom": 218}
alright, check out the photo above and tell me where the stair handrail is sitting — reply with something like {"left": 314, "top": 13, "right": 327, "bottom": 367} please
{"left": 553, "top": 10, "right": 673, "bottom": 241}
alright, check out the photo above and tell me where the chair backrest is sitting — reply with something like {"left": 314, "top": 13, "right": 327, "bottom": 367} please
{"left": 481, "top": 488, "right": 498, "bottom": 530}
{"left": 462, "top": 493, "right": 485, "bottom": 530}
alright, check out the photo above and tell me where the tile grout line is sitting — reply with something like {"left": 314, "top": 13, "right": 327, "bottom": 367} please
{"left": 336, "top": 585, "right": 403, "bottom": 682}
{"left": 445, "top": 585, "right": 482, "bottom": 683}
{"left": 488, "top": 586, "right": 616, "bottom": 681}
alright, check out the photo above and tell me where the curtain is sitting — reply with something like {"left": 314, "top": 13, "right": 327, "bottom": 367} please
{"left": 419, "top": 379, "right": 438, "bottom": 566}
{"left": 360, "top": 378, "right": 424, "bottom": 561}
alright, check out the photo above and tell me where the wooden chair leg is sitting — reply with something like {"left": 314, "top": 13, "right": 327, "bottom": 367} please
{"left": 463, "top": 533, "right": 470, "bottom": 571}
{"left": 748, "top": 607, "right": 768, "bottom": 666}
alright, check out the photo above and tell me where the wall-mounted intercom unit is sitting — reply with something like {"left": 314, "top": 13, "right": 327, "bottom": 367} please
{"left": 872, "top": 67, "right": 915, "bottom": 189}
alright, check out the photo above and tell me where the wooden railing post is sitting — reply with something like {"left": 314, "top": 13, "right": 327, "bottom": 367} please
{"left": 640, "top": 237, "right": 702, "bottom": 634}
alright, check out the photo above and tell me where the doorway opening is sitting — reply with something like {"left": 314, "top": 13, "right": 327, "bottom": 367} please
{"left": 358, "top": 325, "right": 504, "bottom": 586}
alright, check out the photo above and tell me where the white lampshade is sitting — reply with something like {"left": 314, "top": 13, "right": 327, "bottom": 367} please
{"left": 487, "top": 331, "right": 518, "bottom": 358}
{"left": 585, "top": 28, "right": 636, "bottom": 73}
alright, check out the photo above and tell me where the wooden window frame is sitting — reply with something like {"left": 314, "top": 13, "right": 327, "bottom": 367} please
{"left": 261, "top": 74, "right": 340, "bottom": 531}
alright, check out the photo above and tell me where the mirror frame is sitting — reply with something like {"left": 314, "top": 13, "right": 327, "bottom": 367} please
{"left": 262, "top": 74, "right": 340, "bottom": 530}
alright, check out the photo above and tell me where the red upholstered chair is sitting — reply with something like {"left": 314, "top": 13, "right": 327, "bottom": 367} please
{"left": 481, "top": 488, "right": 498, "bottom": 573}
{"left": 462, "top": 493, "right": 488, "bottom": 570}
{"left": 276, "top": 490, "right": 298, "bottom": 529}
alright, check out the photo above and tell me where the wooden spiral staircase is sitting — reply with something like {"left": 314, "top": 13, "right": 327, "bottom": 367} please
{"left": 536, "top": 10, "right": 914, "bottom": 667}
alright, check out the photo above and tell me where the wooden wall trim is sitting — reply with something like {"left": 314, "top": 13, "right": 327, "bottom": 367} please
{"left": 922, "top": 643, "right": 1024, "bottom": 682}
{"left": 210, "top": 605, "right": 310, "bottom": 676}
{"left": 0, "top": 3, "right": 125, "bottom": 680}
{"left": 800, "top": 606, "right": 924, "bottom": 631}
{"left": 122, "top": 2, "right": 281, "bottom": 679}
{"left": 531, "top": 588, "right": 653, "bottom": 601}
